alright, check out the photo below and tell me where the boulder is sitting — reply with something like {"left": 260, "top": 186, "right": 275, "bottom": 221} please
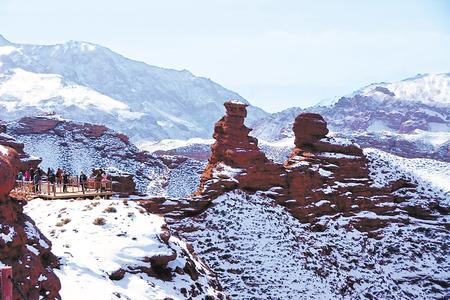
{"left": 293, "top": 113, "right": 329, "bottom": 147}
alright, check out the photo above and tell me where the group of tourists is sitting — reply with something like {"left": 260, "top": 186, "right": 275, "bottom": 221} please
{"left": 16, "top": 167, "right": 109, "bottom": 194}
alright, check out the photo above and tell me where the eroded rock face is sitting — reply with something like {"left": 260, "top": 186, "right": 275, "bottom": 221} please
{"left": 198, "top": 101, "right": 286, "bottom": 198}
{"left": 0, "top": 146, "right": 61, "bottom": 299}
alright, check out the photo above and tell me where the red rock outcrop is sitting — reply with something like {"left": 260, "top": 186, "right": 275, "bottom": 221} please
{"left": 0, "top": 146, "right": 61, "bottom": 299}
{"left": 11, "top": 116, "right": 109, "bottom": 141}
{"left": 11, "top": 116, "right": 61, "bottom": 134}
{"left": 0, "top": 124, "right": 41, "bottom": 171}
{"left": 197, "top": 101, "right": 286, "bottom": 198}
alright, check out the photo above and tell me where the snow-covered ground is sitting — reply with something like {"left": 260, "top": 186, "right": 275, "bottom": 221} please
{"left": 25, "top": 199, "right": 224, "bottom": 300}
{"left": 174, "top": 190, "right": 450, "bottom": 299}
{"left": 138, "top": 138, "right": 214, "bottom": 153}
{"left": 365, "top": 148, "right": 450, "bottom": 199}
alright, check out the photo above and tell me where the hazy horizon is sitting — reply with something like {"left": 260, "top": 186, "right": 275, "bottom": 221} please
{"left": 1, "top": 0, "right": 449, "bottom": 112}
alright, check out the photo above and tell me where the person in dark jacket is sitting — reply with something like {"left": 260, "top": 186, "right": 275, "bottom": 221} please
{"left": 95, "top": 170, "right": 102, "bottom": 192}
{"left": 79, "top": 171, "right": 87, "bottom": 193}
{"left": 63, "top": 172, "right": 69, "bottom": 193}
{"left": 33, "top": 171, "right": 40, "bottom": 193}
{"left": 48, "top": 169, "right": 56, "bottom": 193}
{"left": 29, "top": 168, "right": 35, "bottom": 182}
{"left": 56, "top": 168, "right": 63, "bottom": 186}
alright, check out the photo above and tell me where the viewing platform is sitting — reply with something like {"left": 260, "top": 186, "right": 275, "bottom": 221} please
{"left": 11, "top": 177, "right": 113, "bottom": 200}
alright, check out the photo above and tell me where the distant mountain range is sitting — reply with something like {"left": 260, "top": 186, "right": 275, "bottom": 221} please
{"left": 251, "top": 73, "right": 450, "bottom": 161}
{"left": 1, "top": 34, "right": 448, "bottom": 161}
{"left": 0, "top": 35, "right": 267, "bottom": 141}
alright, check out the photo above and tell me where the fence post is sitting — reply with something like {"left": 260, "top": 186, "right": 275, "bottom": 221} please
{"left": 0, "top": 266, "right": 13, "bottom": 300}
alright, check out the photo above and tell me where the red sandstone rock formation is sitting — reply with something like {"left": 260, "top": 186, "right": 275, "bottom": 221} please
{"left": 276, "top": 113, "right": 423, "bottom": 225}
{"left": 197, "top": 107, "right": 427, "bottom": 229}
{"left": 0, "top": 146, "right": 61, "bottom": 299}
{"left": 197, "top": 101, "right": 286, "bottom": 198}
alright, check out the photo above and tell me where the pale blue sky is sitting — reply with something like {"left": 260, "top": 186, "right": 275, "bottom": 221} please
{"left": 1, "top": 0, "right": 449, "bottom": 112}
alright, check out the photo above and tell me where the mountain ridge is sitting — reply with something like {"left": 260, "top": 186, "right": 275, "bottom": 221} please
{"left": 250, "top": 73, "right": 450, "bottom": 161}
{"left": 0, "top": 34, "right": 268, "bottom": 141}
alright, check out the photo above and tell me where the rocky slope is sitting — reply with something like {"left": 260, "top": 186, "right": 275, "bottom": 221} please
{"left": 0, "top": 132, "right": 61, "bottom": 299}
{"left": 251, "top": 73, "right": 450, "bottom": 161}
{"left": 0, "top": 34, "right": 267, "bottom": 141}
{"left": 165, "top": 102, "right": 449, "bottom": 299}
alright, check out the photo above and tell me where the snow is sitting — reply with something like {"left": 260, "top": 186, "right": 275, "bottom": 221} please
{"left": 365, "top": 148, "right": 450, "bottom": 202}
{"left": 0, "top": 224, "right": 15, "bottom": 243}
{"left": 0, "top": 45, "right": 19, "bottom": 56}
{"left": 211, "top": 163, "right": 243, "bottom": 179}
{"left": 38, "top": 274, "right": 48, "bottom": 282}
{"left": 360, "top": 73, "right": 450, "bottom": 105}
{"left": 374, "top": 130, "right": 450, "bottom": 149}
{"left": 26, "top": 244, "right": 40, "bottom": 255}
{"left": 0, "top": 144, "right": 8, "bottom": 155}
{"left": 174, "top": 190, "right": 449, "bottom": 299}
{"left": 317, "top": 152, "right": 359, "bottom": 159}
{"left": 24, "top": 221, "right": 49, "bottom": 249}
{"left": 25, "top": 199, "right": 222, "bottom": 300}
{"left": 0, "top": 68, "right": 130, "bottom": 112}
{"left": 366, "top": 120, "right": 392, "bottom": 132}
{"left": 259, "top": 138, "right": 294, "bottom": 163}
{"left": 138, "top": 138, "right": 214, "bottom": 153}
{"left": 428, "top": 122, "right": 450, "bottom": 132}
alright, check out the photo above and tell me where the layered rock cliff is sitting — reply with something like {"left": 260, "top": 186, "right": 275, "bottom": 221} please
{"left": 0, "top": 139, "right": 61, "bottom": 299}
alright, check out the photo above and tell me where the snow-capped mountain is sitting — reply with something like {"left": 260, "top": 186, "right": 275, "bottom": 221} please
{"left": 251, "top": 73, "right": 450, "bottom": 161}
{"left": 0, "top": 35, "right": 267, "bottom": 141}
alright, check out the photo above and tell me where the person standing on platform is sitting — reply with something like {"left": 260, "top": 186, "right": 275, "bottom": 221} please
{"left": 79, "top": 171, "right": 87, "bottom": 194}
{"left": 63, "top": 171, "right": 69, "bottom": 193}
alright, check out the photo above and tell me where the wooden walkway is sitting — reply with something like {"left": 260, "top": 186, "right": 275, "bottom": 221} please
{"left": 12, "top": 178, "right": 113, "bottom": 200}
{"left": 33, "top": 190, "right": 113, "bottom": 200}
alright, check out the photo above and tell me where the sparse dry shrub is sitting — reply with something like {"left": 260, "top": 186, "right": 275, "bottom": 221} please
{"left": 93, "top": 217, "right": 106, "bottom": 225}
{"left": 56, "top": 218, "right": 71, "bottom": 227}
{"left": 104, "top": 206, "right": 117, "bottom": 213}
